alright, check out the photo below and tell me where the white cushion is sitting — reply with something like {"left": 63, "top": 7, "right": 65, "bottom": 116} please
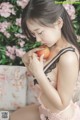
{"left": 0, "top": 65, "right": 28, "bottom": 110}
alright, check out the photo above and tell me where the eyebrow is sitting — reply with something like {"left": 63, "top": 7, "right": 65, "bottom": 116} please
{"left": 33, "top": 28, "right": 39, "bottom": 31}
{"left": 29, "top": 28, "right": 40, "bottom": 35}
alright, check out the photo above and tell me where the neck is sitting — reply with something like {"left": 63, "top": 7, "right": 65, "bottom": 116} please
{"left": 56, "top": 35, "right": 71, "bottom": 49}
{"left": 50, "top": 35, "right": 71, "bottom": 54}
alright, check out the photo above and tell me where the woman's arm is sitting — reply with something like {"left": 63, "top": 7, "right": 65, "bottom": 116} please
{"left": 35, "top": 51, "right": 79, "bottom": 110}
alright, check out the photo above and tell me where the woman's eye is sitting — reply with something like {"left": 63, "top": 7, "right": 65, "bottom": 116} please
{"left": 38, "top": 31, "right": 43, "bottom": 35}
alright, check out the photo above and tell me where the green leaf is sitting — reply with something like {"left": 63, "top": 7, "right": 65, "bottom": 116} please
{"left": 24, "top": 41, "right": 42, "bottom": 51}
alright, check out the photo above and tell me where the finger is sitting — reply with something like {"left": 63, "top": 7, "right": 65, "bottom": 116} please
{"left": 40, "top": 54, "right": 44, "bottom": 64}
{"left": 32, "top": 53, "right": 37, "bottom": 58}
{"left": 32, "top": 53, "right": 40, "bottom": 61}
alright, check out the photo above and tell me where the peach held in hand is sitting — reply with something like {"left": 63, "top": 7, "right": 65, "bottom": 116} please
{"left": 36, "top": 45, "right": 50, "bottom": 59}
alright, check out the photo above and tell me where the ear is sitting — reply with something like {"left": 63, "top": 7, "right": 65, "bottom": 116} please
{"left": 57, "top": 17, "right": 63, "bottom": 29}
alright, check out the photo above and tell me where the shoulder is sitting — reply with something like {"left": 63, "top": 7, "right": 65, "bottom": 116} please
{"left": 57, "top": 50, "right": 79, "bottom": 108}
{"left": 58, "top": 49, "right": 79, "bottom": 78}
{"left": 58, "top": 50, "right": 79, "bottom": 68}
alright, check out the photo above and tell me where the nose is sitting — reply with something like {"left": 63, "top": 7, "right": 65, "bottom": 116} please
{"left": 35, "top": 34, "right": 41, "bottom": 42}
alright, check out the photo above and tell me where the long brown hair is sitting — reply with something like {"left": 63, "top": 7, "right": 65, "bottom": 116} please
{"left": 21, "top": 0, "right": 80, "bottom": 52}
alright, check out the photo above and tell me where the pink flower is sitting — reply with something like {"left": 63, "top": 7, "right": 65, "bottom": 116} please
{"left": 0, "top": 2, "right": 15, "bottom": 18}
{"left": 17, "top": 0, "right": 29, "bottom": 9}
{"left": 0, "top": 21, "right": 11, "bottom": 32}
{"left": 15, "top": 33, "right": 26, "bottom": 39}
{"left": 16, "top": 18, "right": 21, "bottom": 27}
{"left": 15, "top": 48, "right": 26, "bottom": 58}
{"left": 6, "top": 46, "right": 26, "bottom": 59}
{"left": 4, "top": 31, "right": 10, "bottom": 38}
{"left": 0, "top": 21, "right": 11, "bottom": 38}
{"left": 63, "top": 4, "right": 76, "bottom": 20}
{"left": 18, "top": 40, "right": 25, "bottom": 47}
{"left": 6, "top": 51, "right": 16, "bottom": 60}
{"left": 6, "top": 46, "right": 16, "bottom": 54}
{"left": 6, "top": 46, "right": 16, "bottom": 60}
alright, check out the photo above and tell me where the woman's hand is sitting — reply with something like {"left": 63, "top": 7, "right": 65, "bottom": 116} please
{"left": 28, "top": 53, "right": 44, "bottom": 78}
{"left": 22, "top": 48, "right": 44, "bottom": 67}
{"left": 22, "top": 48, "right": 44, "bottom": 76}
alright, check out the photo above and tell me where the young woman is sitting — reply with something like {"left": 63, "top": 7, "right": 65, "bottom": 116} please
{"left": 10, "top": 0, "right": 80, "bottom": 120}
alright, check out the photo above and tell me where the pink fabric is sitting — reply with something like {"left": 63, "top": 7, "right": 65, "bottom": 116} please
{"left": 39, "top": 101, "right": 80, "bottom": 120}
{"left": 28, "top": 58, "right": 80, "bottom": 120}
{"left": 28, "top": 72, "right": 80, "bottom": 120}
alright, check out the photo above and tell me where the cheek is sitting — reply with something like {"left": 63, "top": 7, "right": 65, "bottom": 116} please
{"left": 52, "top": 30, "right": 61, "bottom": 40}
{"left": 42, "top": 29, "right": 61, "bottom": 43}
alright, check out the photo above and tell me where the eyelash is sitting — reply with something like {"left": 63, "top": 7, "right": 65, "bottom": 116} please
{"left": 38, "top": 31, "right": 43, "bottom": 35}
{"left": 31, "top": 31, "right": 43, "bottom": 37}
